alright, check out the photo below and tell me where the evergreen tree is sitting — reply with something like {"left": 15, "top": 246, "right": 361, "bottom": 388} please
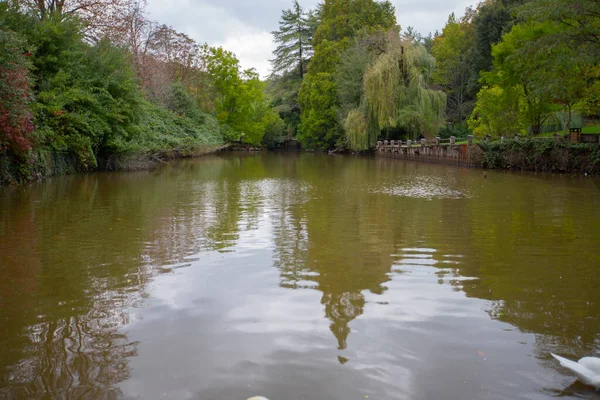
{"left": 270, "top": 0, "right": 313, "bottom": 79}
{"left": 268, "top": 1, "right": 318, "bottom": 140}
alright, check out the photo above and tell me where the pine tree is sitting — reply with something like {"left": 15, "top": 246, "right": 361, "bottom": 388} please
{"left": 270, "top": 0, "right": 313, "bottom": 78}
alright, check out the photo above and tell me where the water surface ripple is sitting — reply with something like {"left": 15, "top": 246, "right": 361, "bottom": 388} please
{"left": 1, "top": 154, "right": 599, "bottom": 399}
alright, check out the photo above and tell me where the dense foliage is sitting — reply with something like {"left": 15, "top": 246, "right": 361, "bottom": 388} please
{"left": 268, "top": 0, "right": 599, "bottom": 151}
{"left": 297, "top": 0, "right": 397, "bottom": 150}
{"left": 343, "top": 31, "right": 446, "bottom": 150}
{"left": 0, "top": 29, "right": 34, "bottom": 157}
{"left": 2, "top": 0, "right": 599, "bottom": 175}
{"left": 0, "top": 0, "right": 283, "bottom": 182}
{"left": 478, "top": 139, "right": 600, "bottom": 173}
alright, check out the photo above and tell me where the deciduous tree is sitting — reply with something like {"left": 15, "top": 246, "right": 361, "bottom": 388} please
{"left": 298, "top": 0, "right": 397, "bottom": 149}
{"left": 431, "top": 12, "right": 475, "bottom": 123}
{"left": 343, "top": 31, "right": 446, "bottom": 150}
{"left": 0, "top": 29, "right": 34, "bottom": 155}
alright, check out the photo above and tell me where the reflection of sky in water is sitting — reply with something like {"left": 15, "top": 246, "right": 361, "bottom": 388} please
{"left": 1, "top": 154, "right": 599, "bottom": 400}
{"left": 362, "top": 171, "right": 475, "bottom": 200}
{"left": 376, "top": 178, "right": 468, "bottom": 200}
{"left": 120, "top": 236, "right": 559, "bottom": 400}
{"left": 121, "top": 223, "right": 583, "bottom": 399}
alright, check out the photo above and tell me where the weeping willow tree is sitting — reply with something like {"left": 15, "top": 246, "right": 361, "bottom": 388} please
{"left": 344, "top": 31, "right": 446, "bottom": 150}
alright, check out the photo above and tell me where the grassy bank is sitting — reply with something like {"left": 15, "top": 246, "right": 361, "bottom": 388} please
{"left": 534, "top": 126, "right": 600, "bottom": 138}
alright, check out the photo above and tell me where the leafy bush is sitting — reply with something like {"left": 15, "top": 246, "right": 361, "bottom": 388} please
{"left": 478, "top": 139, "right": 600, "bottom": 173}
{"left": 261, "top": 112, "right": 287, "bottom": 147}
{"left": 1, "top": 13, "right": 224, "bottom": 176}
{"left": 0, "top": 29, "right": 34, "bottom": 156}
{"left": 25, "top": 18, "right": 144, "bottom": 168}
{"left": 438, "top": 123, "right": 471, "bottom": 140}
{"left": 110, "top": 100, "right": 222, "bottom": 155}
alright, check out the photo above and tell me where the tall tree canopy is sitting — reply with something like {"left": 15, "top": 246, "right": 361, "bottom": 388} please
{"left": 23, "top": 0, "right": 137, "bottom": 40}
{"left": 344, "top": 31, "right": 446, "bottom": 150}
{"left": 468, "top": 0, "right": 523, "bottom": 92}
{"left": 0, "top": 0, "right": 282, "bottom": 182}
{"left": 469, "top": 0, "right": 599, "bottom": 137}
{"left": 297, "top": 0, "right": 397, "bottom": 150}
{"left": 518, "top": 0, "right": 600, "bottom": 51}
{"left": 270, "top": 0, "right": 313, "bottom": 79}
{"left": 203, "top": 45, "right": 283, "bottom": 145}
{"left": 431, "top": 12, "right": 475, "bottom": 123}
{"left": 267, "top": 0, "right": 319, "bottom": 142}
{"left": 516, "top": 0, "right": 600, "bottom": 120}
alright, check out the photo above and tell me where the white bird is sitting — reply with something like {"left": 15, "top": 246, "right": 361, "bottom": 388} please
{"left": 551, "top": 353, "right": 600, "bottom": 389}
{"left": 247, "top": 397, "right": 270, "bottom": 400}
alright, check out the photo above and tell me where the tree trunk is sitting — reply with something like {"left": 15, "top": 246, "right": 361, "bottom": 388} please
{"left": 531, "top": 114, "right": 542, "bottom": 136}
{"left": 563, "top": 104, "right": 572, "bottom": 136}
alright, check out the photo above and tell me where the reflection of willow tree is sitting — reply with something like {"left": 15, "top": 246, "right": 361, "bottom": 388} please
{"left": 3, "top": 152, "right": 598, "bottom": 396}
{"left": 270, "top": 156, "right": 404, "bottom": 350}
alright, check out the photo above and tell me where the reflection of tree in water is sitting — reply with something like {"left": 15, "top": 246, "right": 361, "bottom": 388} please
{"left": 398, "top": 173, "right": 600, "bottom": 357}
{"left": 465, "top": 186, "right": 599, "bottom": 355}
{"left": 4, "top": 152, "right": 598, "bottom": 396}
{"left": 0, "top": 255, "right": 149, "bottom": 397}
{"left": 0, "top": 157, "right": 259, "bottom": 397}
{"left": 270, "top": 156, "right": 402, "bottom": 351}
{"left": 322, "top": 292, "right": 365, "bottom": 350}
{"left": 0, "top": 179, "right": 159, "bottom": 396}
{"left": 5, "top": 303, "right": 139, "bottom": 398}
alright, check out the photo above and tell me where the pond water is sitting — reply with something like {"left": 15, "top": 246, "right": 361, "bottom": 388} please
{"left": 1, "top": 153, "right": 599, "bottom": 399}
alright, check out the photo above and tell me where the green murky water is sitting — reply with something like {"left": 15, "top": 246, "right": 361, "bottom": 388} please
{"left": 1, "top": 153, "right": 599, "bottom": 399}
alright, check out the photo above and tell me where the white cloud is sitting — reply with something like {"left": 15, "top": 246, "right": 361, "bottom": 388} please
{"left": 394, "top": 0, "right": 476, "bottom": 35}
{"left": 220, "top": 31, "right": 275, "bottom": 77}
{"left": 146, "top": 0, "right": 480, "bottom": 78}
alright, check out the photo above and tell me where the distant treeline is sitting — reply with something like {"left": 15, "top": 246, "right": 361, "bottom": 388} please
{"left": 267, "top": 0, "right": 600, "bottom": 150}
{"left": 1, "top": 0, "right": 598, "bottom": 182}
{"left": 0, "top": 0, "right": 284, "bottom": 183}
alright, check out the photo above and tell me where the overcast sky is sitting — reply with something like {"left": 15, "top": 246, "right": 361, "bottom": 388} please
{"left": 146, "top": 0, "right": 478, "bottom": 78}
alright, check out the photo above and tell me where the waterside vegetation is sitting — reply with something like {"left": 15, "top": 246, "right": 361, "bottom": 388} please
{"left": 268, "top": 0, "right": 599, "bottom": 155}
{"left": 1, "top": 0, "right": 599, "bottom": 183}
{"left": 0, "top": 0, "right": 284, "bottom": 184}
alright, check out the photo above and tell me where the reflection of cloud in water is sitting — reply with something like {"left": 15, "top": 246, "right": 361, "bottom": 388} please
{"left": 243, "top": 179, "right": 313, "bottom": 205}
{"left": 367, "top": 247, "right": 481, "bottom": 323}
{"left": 373, "top": 177, "right": 468, "bottom": 200}
{"left": 4, "top": 153, "right": 599, "bottom": 399}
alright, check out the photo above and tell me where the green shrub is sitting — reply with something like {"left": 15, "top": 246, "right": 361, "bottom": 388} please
{"left": 478, "top": 139, "right": 600, "bottom": 173}
{"left": 438, "top": 123, "right": 471, "bottom": 140}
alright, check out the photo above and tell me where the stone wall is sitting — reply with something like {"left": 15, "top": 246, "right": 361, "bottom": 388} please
{"left": 375, "top": 139, "right": 483, "bottom": 168}
{"left": 374, "top": 137, "right": 599, "bottom": 174}
{"left": 580, "top": 134, "right": 600, "bottom": 144}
